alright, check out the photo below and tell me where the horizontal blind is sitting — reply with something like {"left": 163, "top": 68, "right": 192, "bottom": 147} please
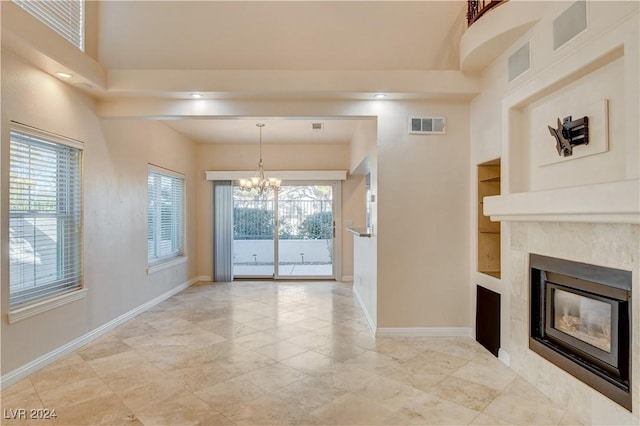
{"left": 148, "top": 169, "right": 184, "bottom": 264}
{"left": 9, "top": 129, "right": 83, "bottom": 307}
{"left": 13, "top": 0, "right": 84, "bottom": 51}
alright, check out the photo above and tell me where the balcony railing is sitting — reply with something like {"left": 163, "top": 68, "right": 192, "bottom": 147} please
{"left": 467, "top": 0, "right": 507, "bottom": 26}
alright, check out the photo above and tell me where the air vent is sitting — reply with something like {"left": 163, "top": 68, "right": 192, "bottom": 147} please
{"left": 408, "top": 117, "right": 446, "bottom": 135}
{"left": 311, "top": 123, "right": 323, "bottom": 131}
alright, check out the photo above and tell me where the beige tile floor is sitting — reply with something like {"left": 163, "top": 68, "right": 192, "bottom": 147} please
{"left": 1, "top": 281, "right": 582, "bottom": 425}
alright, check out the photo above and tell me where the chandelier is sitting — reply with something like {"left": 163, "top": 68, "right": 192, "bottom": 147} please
{"left": 239, "top": 123, "right": 281, "bottom": 195}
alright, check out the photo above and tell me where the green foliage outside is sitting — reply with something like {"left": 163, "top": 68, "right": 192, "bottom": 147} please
{"left": 234, "top": 208, "right": 274, "bottom": 240}
{"left": 298, "top": 211, "right": 333, "bottom": 240}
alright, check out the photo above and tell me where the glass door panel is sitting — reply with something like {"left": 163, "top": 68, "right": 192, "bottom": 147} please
{"left": 276, "top": 184, "right": 334, "bottom": 278}
{"left": 232, "top": 187, "right": 275, "bottom": 277}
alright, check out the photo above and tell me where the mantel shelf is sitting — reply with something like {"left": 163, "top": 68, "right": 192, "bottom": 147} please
{"left": 484, "top": 179, "right": 640, "bottom": 224}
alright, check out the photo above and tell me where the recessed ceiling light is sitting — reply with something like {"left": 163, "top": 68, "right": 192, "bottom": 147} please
{"left": 189, "top": 93, "right": 203, "bottom": 99}
{"left": 56, "top": 72, "right": 73, "bottom": 79}
{"left": 374, "top": 93, "right": 386, "bottom": 99}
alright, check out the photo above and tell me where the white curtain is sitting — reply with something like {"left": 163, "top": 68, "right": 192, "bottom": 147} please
{"left": 213, "top": 181, "right": 234, "bottom": 282}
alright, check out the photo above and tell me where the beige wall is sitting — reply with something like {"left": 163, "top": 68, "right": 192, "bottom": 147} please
{"left": 195, "top": 142, "right": 359, "bottom": 280}
{"left": 0, "top": 51, "right": 198, "bottom": 374}
{"left": 376, "top": 101, "right": 471, "bottom": 328}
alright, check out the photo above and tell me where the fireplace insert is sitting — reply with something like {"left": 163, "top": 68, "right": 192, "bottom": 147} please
{"left": 529, "top": 254, "right": 632, "bottom": 411}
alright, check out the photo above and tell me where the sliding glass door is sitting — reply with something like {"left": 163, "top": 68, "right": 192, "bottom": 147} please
{"left": 276, "top": 184, "right": 334, "bottom": 278}
{"left": 232, "top": 182, "right": 338, "bottom": 279}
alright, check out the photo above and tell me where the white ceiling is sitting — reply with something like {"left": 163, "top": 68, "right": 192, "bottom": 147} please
{"left": 164, "top": 118, "right": 366, "bottom": 144}
{"left": 98, "top": 1, "right": 466, "bottom": 71}
{"left": 94, "top": 1, "right": 466, "bottom": 145}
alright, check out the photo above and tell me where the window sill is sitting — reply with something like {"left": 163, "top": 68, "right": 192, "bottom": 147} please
{"left": 8, "top": 288, "right": 87, "bottom": 324}
{"left": 147, "top": 256, "right": 188, "bottom": 275}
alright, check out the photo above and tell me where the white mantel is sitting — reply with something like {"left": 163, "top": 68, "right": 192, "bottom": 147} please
{"left": 484, "top": 179, "right": 640, "bottom": 225}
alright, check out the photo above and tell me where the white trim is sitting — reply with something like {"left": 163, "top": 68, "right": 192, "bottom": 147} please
{"left": 148, "top": 163, "right": 185, "bottom": 179}
{"left": 205, "top": 170, "right": 347, "bottom": 181}
{"left": 375, "top": 327, "right": 473, "bottom": 338}
{"left": 10, "top": 121, "right": 84, "bottom": 150}
{"left": 147, "top": 256, "right": 188, "bottom": 275}
{"left": 8, "top": 288, "right": 88, "bottom": 324}
{"left": 353, "top": 285, "right": 376, "bottom": 336}
{"left": 333, "top": 182, "right": 343, "bottom": 281}
{"left": 498, "top": 348, "right": 511, "bottom": 367}
{"left": 0, "top": 277, "right": 199, "bottom": 390}
{"left": 484, "top": 179, "right": 640, "bottom": 224}
{"left": 341, "top": 275, "right": 354, "bottom": 282}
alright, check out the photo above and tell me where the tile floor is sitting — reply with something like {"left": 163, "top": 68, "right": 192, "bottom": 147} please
{"left": 1, "top": 281, "right": 582, "bottom": 425}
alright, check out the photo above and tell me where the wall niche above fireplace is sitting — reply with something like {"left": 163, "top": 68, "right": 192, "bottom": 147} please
{"left": 529, "top": 254, "right": 632, "bottom": 411}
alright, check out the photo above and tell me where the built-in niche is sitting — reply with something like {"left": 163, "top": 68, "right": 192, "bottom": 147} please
{"left": 511, "top": 50, "right": 624, "bottom": 194}
{"left": 477, "top": 159, "right": 501, "bottom": 278}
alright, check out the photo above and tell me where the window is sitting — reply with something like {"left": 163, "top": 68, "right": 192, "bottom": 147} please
{"left": 147, "top": 167, "right": 185, "bottom": 266}
{"left": 9, "top": 124, "right": 83, "bottom": 308}
{"left": 13, "top": 0, "right": 84, "bottom": 51}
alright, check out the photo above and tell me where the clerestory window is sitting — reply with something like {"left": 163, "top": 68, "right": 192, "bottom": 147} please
{"left": 13, "top": 0, "right": 84, "bottom": 51}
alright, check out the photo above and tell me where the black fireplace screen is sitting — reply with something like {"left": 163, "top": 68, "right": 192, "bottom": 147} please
{"left": 529, "top": 254, "right": 632, "bottom": 411}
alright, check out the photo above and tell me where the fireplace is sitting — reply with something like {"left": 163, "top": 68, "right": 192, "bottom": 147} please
{"left": 529, "top": 254, "right": 632, "bottom": 411}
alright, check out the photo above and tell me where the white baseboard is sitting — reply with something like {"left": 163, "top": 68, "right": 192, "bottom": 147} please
{"left": 341, "top": 275, "right": 354, "bottom": 282}
{"left": 352, "top": 286, "right": 376, "bottom": 336}
{"left": 375, "top": 327, "right": 473, "bottom": 338}
{"left": 498, "top": 348, "right": 511, "bottom": 366}
{"left": 0, "top": 276, "right": 198, "bottom": 390}
{"left": 195, "top": 275, "right": 212, "bottom": 283}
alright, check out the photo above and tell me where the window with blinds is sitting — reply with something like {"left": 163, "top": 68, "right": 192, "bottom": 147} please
{"left": 9, "top": 125, "right": 83, "bottom": 307}
{"left": 147, "top": 168, "right": 185, "bottom": 265}
{"left": 13, "top": 0, "right": 84, "bottom": 51}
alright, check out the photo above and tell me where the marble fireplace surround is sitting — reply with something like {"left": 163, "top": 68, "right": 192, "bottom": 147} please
{"left": 485, "top": 184, "right": 640, "bottom": 424}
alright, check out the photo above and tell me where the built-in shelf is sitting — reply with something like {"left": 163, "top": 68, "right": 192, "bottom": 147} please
{"left": 478, "top": 159, "right": 501, "bottom": 279}
{"left": 482, "top": 270, "right": 501, "bottom": 279}
{"left": 484, "top": 179, "right": 640, "bottom": 224}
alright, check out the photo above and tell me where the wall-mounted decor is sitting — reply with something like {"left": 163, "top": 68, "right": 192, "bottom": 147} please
{"left": 548, "top": 115, "right": 589, "bottom": 157}
{"left": 534, "top": 99, "right": 609, "bottom": 167}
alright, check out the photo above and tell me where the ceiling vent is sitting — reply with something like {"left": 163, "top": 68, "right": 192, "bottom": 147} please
{"left": 408, "top": 116, "right": 446, "bottom": 135}
{"left": 311, "top": 122, "right": 323, "bottom": 131}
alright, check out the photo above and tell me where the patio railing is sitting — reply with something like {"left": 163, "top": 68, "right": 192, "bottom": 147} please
{"left": 234, "top": 199, "right": 332, "bottom": 240}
